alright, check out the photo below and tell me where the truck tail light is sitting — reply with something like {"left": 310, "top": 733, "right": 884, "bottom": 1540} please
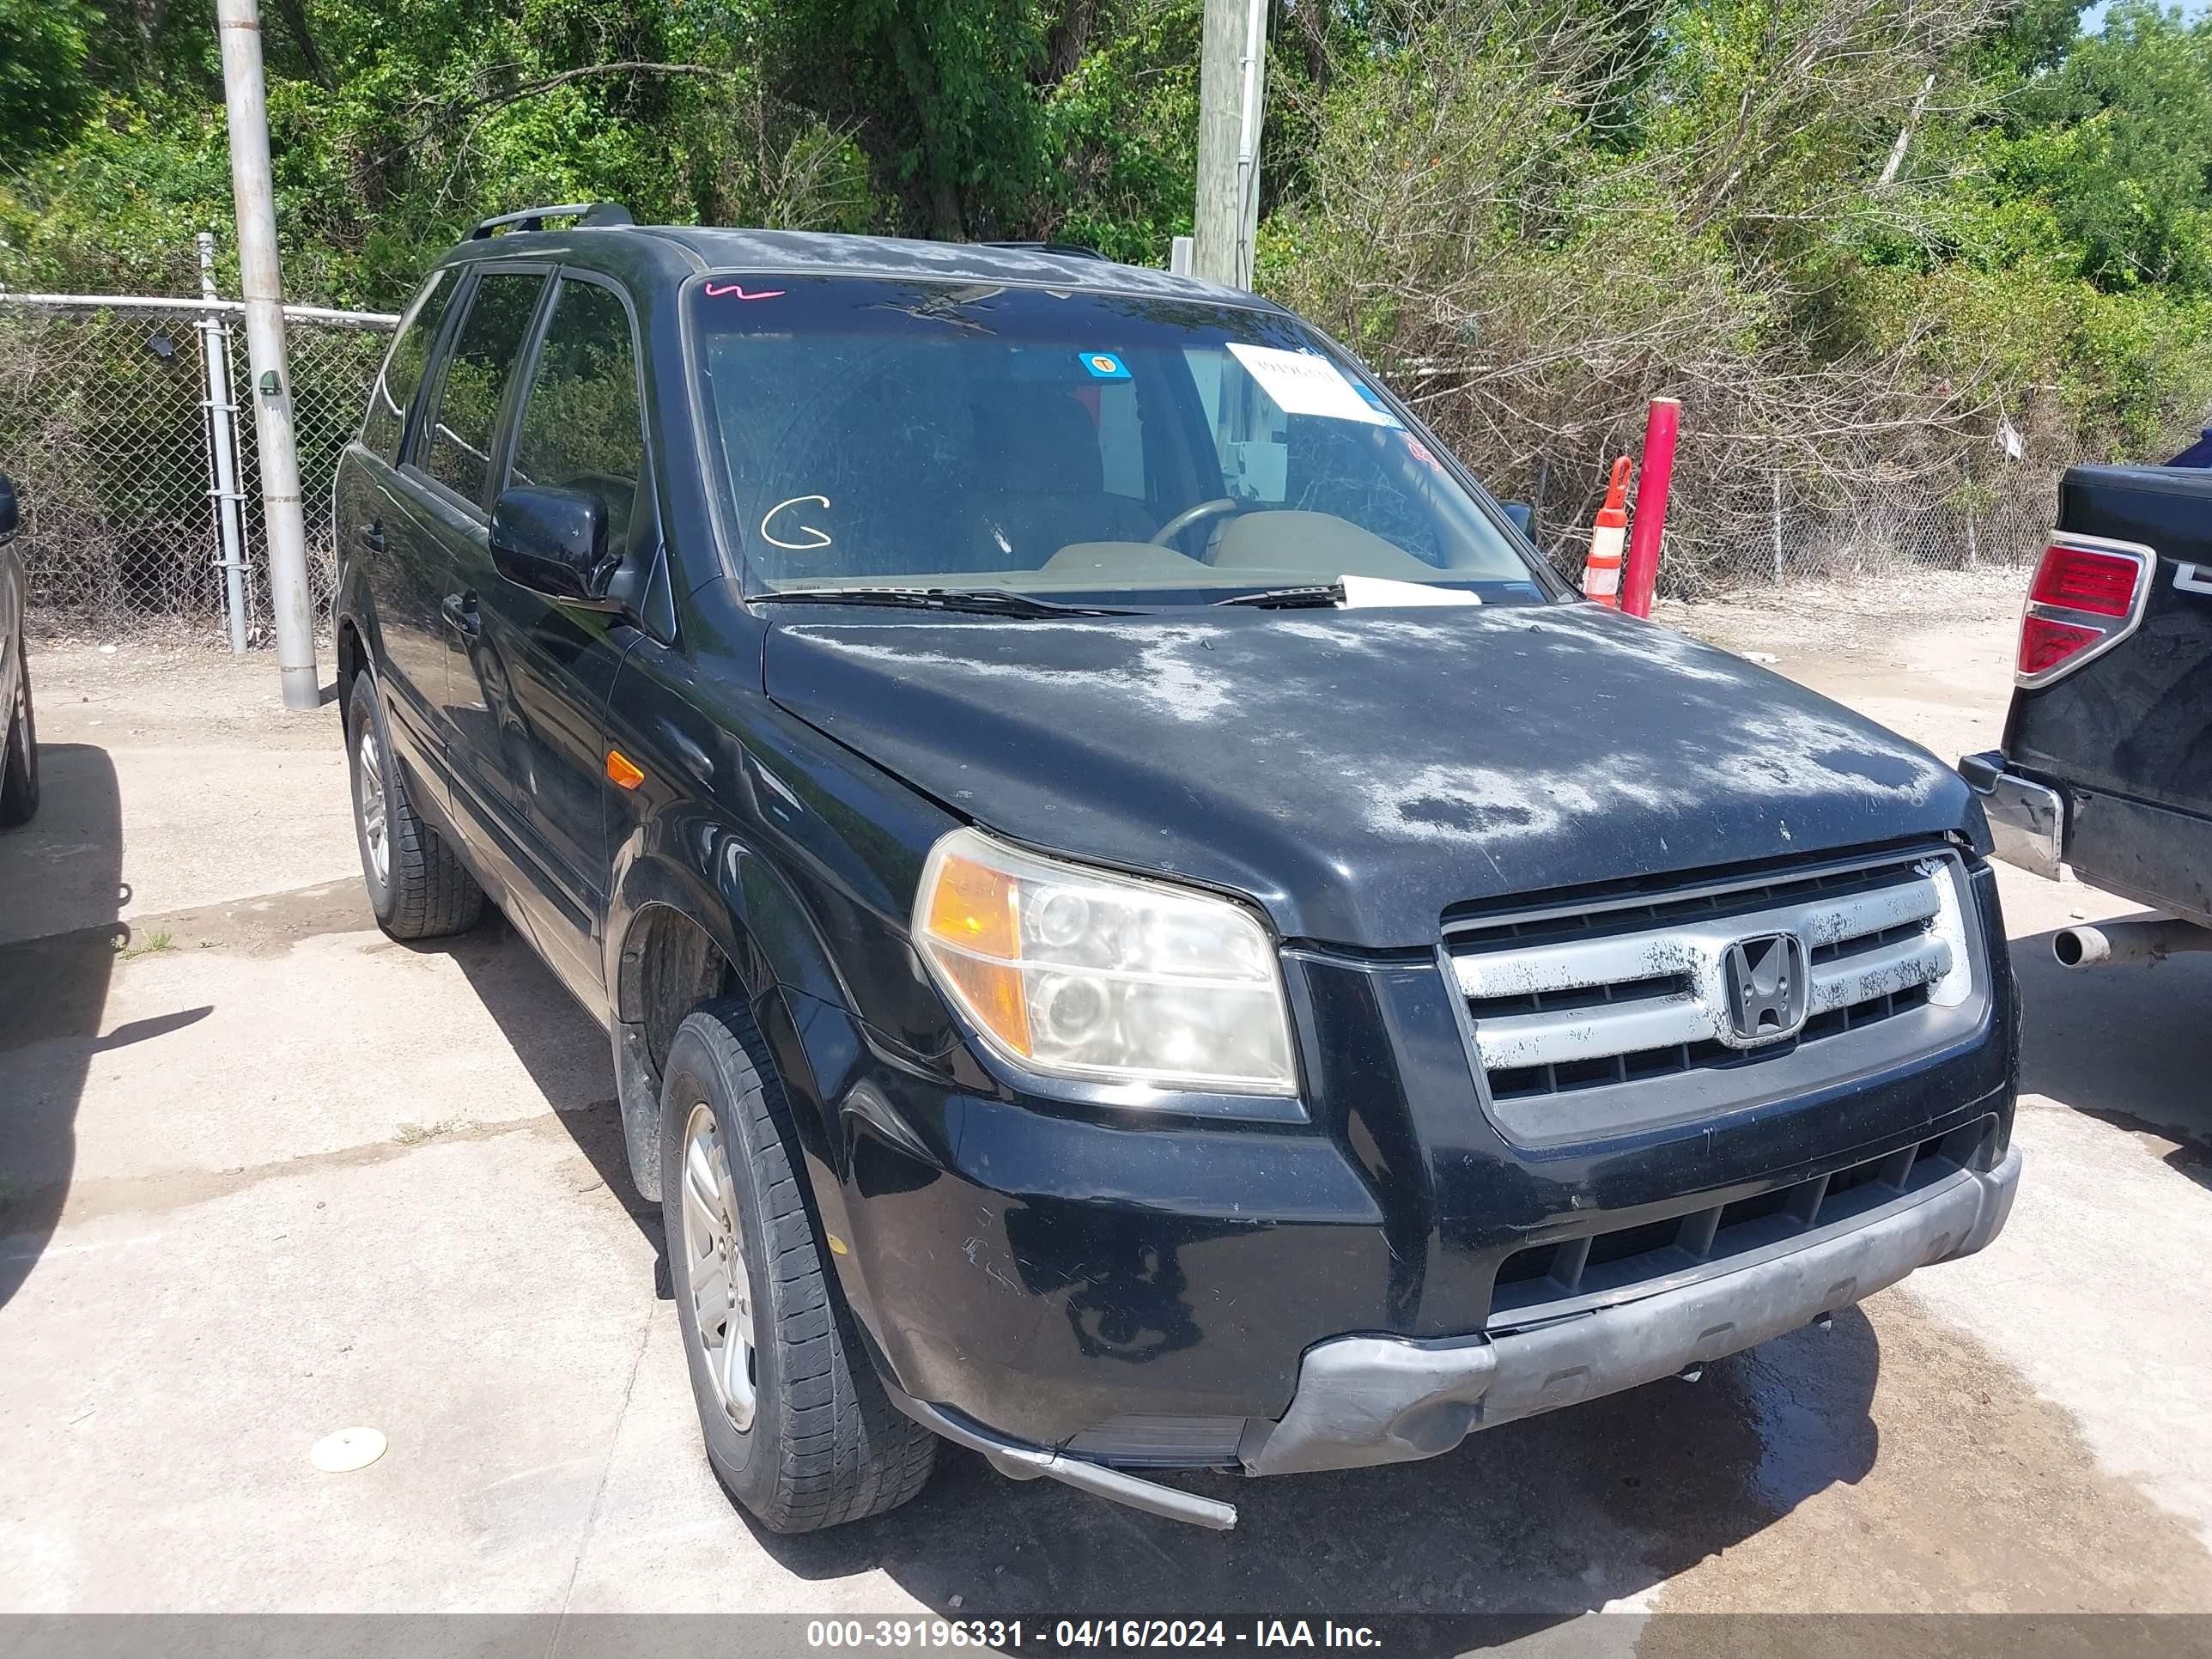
{"left": 2015, "top": 537, "right": 2154, "bottom": 687}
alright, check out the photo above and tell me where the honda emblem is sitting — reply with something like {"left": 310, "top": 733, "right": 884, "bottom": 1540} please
{"left": 1723, "top": 933, "right": 1808, "bottom": 1045}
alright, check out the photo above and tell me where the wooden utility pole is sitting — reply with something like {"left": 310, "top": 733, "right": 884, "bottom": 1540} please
{"left": 1194, "top": 0, "right": 1254, "bottom": 286}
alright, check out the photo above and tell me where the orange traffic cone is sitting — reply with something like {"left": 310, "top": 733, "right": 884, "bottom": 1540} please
{"left": 1582, "top": 457, "right": 1632, "bottom": 607}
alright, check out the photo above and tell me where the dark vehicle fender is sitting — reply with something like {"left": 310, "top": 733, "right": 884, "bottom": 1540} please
{"left": 332, "top": 601, "right": 383, "bottom": 716}
{"left": 331, "top": 447, "right": 385, "bottom": 696}
{"left": 331, "top": 588, "right": 428, "bottom": 823}
{"left": 331, "top": 556, "right": 385, "bottom": 714}
{"left": 605, "top": 833, "right": 933, "bottom": 1343}
{"left": 604, "top": 830, "right": 861, "bottom": 1185}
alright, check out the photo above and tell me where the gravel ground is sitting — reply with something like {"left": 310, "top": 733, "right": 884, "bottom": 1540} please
{"left": 1655, "top": 566, "right": 2031, "bottom": 664}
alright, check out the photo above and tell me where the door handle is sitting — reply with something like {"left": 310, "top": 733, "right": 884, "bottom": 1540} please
{"left": 360, "top": 521, "right": 386, "bottom": 555}
{"left": 441, "top": 592, "right": 481, "bottom": 639}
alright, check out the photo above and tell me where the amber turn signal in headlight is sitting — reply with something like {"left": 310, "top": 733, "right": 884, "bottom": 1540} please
{"left": 912, "top": 828, "right": 1297, "bottom": 1096}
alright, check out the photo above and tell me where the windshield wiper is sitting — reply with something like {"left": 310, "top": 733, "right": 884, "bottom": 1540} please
{"left": 753, "top": 586, "right": 1138, "bottom": 618}
{"left": 1212, "top": 583, "right": 1344, "bottom": 609}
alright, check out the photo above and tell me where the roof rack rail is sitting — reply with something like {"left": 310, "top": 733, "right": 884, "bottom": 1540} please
{"left": 979, "top": 240, "right": 1109, "bottom": 262}
{"left": 469, "top": 202, "right": 635, "bottom": 240}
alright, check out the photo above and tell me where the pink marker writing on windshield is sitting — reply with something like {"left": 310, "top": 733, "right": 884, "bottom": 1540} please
{"left": 704, "top": 282, "right": 786, "bottom": 300}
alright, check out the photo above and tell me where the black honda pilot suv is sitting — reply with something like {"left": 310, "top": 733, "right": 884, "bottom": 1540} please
{"left": 335, "top": 204, "right": 2021, "bottom": 1532}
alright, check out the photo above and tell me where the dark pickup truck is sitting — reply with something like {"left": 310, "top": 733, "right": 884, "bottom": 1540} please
{"left": 1964, "top": 465, "right": 2212, "bottom": 968}
{"left": 334, "top": 206, "right": 2021, "bottom": 1533}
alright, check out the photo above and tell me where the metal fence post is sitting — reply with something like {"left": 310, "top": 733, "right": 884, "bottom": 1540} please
{"left": 1964, "top": 458, "right": 1978, "bottom": 569}
{"left": 1771, "top": 469, "right": 1784, "bottom": 585}
{"left": 1532, "top": 453, "right": 1550, "bottom": 553}
{"left": 197, "top": 233, "right": 251, "bottom": 655}
{"left": 218, "top": 0, "right": 319, "bottom": 708}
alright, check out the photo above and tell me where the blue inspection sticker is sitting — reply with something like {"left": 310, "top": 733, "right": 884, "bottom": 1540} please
{"left": 1079, "top": 351, "right": 1132, "bottom": 380}
{"left": 1352, "top": 379, "right": 1406, "bottom": 428}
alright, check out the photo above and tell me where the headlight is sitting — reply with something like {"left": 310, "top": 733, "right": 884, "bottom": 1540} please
{"left": 913, "top": 827, "right": 1297, "bottom": 1096}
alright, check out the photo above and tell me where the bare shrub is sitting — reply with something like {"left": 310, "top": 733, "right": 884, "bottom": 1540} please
{"left": 1265, "top": 0, "right": 2047, "bottom": 595}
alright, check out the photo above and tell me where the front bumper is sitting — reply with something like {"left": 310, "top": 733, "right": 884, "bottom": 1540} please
{"left": 1243, "top": 1145, "right": 2019, "bottom": 1476}
{"left": 1960, "top": 750, "right": 2063, "bottom": 880}
{"left": 885, "top": 1144, "right": 2021, "bottom": 1526}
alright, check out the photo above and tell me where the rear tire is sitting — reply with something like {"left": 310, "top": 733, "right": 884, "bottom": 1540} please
{"left": 661, "top": 998, "right": 938, "bottom": 1532}
{"left": 0, "top": 649, "right": 38, "bottom": 829}
{"left": 345, "top": 672, "right": 483, "bottom": 940}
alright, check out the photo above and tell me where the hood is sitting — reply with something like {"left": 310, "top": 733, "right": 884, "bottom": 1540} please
{"left": 763, "top": 603, "right": 1972, "bottom": 950}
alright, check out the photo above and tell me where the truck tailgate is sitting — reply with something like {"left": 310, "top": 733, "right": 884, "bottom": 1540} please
{"left": 2005, "top": 465, "right": 2212, "bottom": 920}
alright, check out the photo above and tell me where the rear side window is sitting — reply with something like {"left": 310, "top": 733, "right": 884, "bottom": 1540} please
{"left": 361, "top": 270, "right": 452, "bottom": 464}
{"left": 422, "top": 271, "right": 546, "bottom": 507}
{"left": 508, "top": 279, "right": 647, "bottom": 550}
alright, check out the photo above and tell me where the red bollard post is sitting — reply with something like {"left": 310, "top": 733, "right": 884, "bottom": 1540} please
{"left": 1620, "top": 397, "right": 1680, "bottom": 619}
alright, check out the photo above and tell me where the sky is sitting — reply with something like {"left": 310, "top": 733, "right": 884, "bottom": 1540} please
{"left": 2081, "top": 0, "right": 2212, "bottom": 26}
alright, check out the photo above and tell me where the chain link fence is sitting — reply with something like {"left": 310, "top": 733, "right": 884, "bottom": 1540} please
{"left": 0, "top": 294, "right": 393, "bottom": 641}
{"left": 1658, "top": 449, "right": 2079, "bottom": 599}
{"left": 1522, "top": 437, "right": 2081, "bottom": 602}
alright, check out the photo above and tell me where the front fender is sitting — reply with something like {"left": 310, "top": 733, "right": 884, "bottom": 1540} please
{"left": 599, "top": 625, "right": 969, "bottom": 1365}
{"left": 606, "top": 825, "right": 802, "bottom": 1167}
{"left": 605, "top": 828, "right": 934, "bottom": 1346}
{"left": 604, "top": 800, "right": 933, "bottom": 1182}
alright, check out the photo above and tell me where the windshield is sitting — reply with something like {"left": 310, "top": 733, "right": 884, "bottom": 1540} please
{"left": 690, "top": 277, "right": 1542, "bottom": 601}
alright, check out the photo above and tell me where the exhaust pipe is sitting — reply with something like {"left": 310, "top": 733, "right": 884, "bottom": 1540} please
{"left": 2052, "top": 917, "right": 2212, "bottom": 969}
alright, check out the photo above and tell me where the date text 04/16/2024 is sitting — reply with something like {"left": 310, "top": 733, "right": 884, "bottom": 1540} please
{"left": 804, "top": 1623, "right": 1383, "bottom": 1650}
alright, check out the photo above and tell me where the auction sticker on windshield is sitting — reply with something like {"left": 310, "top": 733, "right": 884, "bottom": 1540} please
{"left": 1226, "top": 343, "right": 1397, "bottom": 427}
{"left": 1351, "top": 378, "right": 1407, "bottom": 428}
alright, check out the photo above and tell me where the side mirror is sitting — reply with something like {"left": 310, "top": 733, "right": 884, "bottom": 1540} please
{"left": 0, "top": 474, "right": 17, "bottom": 542}
{"left": 489, "top": 485, "right": 615, "bottom": 606}
{"left": 1501, "top": 501, "right": 1535, "bottom": 539}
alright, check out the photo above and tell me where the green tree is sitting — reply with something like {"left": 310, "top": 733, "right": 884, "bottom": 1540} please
{"left": 6, "top": 0, "right": 2212, "bottom": 538}
{"left": 0, "top": 0, "right": 99, "bottom": 162}
{"left": 1999, "top": 1, "right": 2212, "bottom": 292}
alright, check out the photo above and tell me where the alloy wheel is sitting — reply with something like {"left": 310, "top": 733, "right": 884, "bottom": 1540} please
{"left": 356, "top": 728, "right": 389, "bottom": 888}
{"left": 680, "top": 1103, "right": 757, "bottom": 1431}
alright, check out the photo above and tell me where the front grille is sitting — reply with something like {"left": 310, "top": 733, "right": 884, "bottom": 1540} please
{"left": 1486, "top": 1116, "right": 1996, "bottom": 1330}
{"left": 1449, "top": 849, "right": 1974, "bottom": 1104}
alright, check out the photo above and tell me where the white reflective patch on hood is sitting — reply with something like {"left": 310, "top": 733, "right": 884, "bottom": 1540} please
{"left": 1268, "top": 616, "right": 1485, "bottom": 653}
{"left": 799, "top": 622, "right": 1238, "bottom": 724}
{"left": 1703, "top": 707, "right": 1953, "bottom": 807}
{"left": 1495, "top": 609, "right": 1754, "bottom": 686}
{"left": 1369, "top": 762, "right": 1677, "bottom": 848}
{"left": 1363, "top": 710, "right": 1948, "bottom": 849}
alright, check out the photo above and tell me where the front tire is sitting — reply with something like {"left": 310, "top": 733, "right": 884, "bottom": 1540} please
{"left": 0, "top": 650, "right": 38, "bottom": 829}
{"left": 344, "top": 672, "right": 483, "bottom": 940}
{"left": 661, "top": 998, "right": 937, "bottom": 1532}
